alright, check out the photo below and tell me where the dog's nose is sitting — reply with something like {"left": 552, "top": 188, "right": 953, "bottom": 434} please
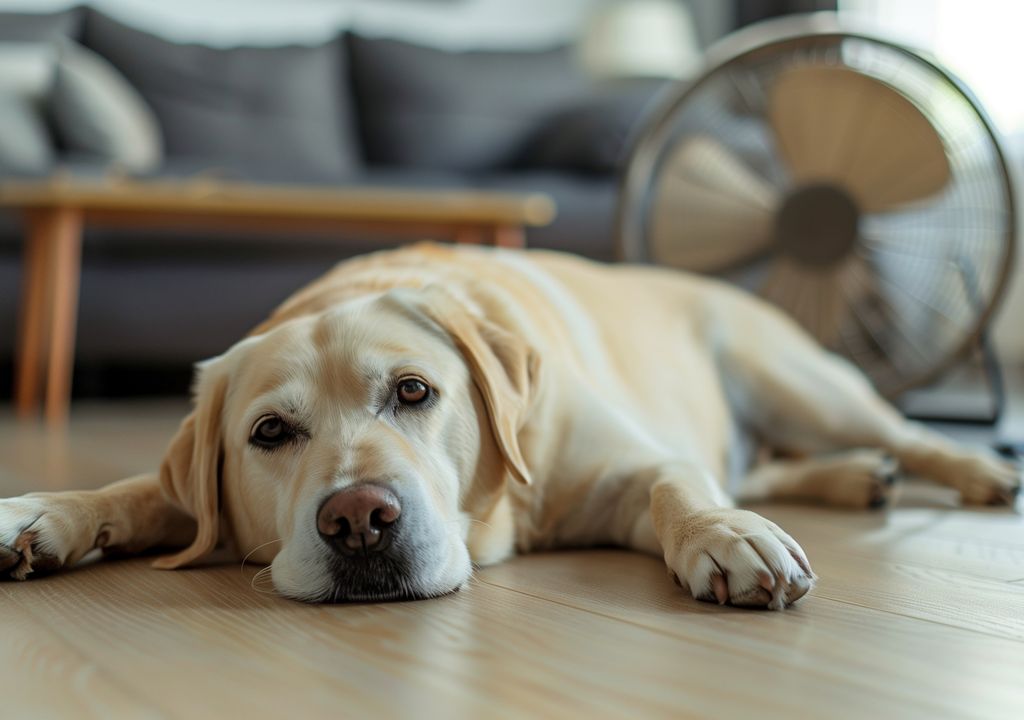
{"left": 317, "top": 485, "right": 402, "bottom": 553}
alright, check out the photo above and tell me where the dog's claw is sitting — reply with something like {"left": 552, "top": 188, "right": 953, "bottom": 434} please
{"left": 868, "top": 492, "right": 888, "bottom": 510}
{"left": 712, "top": 574, "right": 729, "bottom": 605}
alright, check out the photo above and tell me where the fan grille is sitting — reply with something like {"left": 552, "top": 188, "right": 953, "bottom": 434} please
{"left": 618, "top": 22, "right": 1015, "bottom": 398}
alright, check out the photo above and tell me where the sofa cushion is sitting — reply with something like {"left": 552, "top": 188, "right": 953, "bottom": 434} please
{"left": 0, "top": 91, "right": 55, "bottom": 176}
{"left": 348, "top": 35, "right": 590, "bottom": 172}
{"left": 83, "top": 10, "right": 361, "bottom": 181}
{"left": 49, "top": 40, "right": 163, "bottom": 172}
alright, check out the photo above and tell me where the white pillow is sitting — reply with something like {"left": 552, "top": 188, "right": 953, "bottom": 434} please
{"left": 0, "top": 91, "right": 55, "bottom": 175}
{"left": 0, "top": 43, "right": 56, "bottom": 100}
{"left": 49, "top": 40, "right": 163, "bottom": 172}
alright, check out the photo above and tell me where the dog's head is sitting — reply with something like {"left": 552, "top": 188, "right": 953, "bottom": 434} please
{"left": 152, "top": 286, "right": 535, "bottom": 602}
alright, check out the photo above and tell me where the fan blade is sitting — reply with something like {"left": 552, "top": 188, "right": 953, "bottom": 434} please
{"left": 768, "top": 65, "right": 950, "bottom": 212}
{"left": 651, "top": 136, "right": 779, "bottom": 272}
{"left": 759, "top": 257, "right": 853, "bottom": 349}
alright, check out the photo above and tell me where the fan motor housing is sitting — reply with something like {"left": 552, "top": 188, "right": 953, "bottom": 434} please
{"left": 775, "top": 184, "right": 860, "bottom": 268}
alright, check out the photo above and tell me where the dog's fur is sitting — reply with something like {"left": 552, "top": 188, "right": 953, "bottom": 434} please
{"left": 1, "top": 244, "right": 1020, "bottom": 608}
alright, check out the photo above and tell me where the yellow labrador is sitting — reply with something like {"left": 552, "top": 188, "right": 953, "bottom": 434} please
{"left": 1, "top": 244, "right": 1019, "bottom": 608}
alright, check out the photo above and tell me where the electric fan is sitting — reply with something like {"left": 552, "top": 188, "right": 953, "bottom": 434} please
{"left": 617, "top": 14, "right": 1016, "bottom": 399}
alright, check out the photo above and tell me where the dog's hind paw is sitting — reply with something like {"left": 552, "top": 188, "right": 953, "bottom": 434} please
{"left": 825, "top": 450, "right": 900, "bottom": 510}
{"left": 950, "top": 455, "right": 1022, "bottom": 507}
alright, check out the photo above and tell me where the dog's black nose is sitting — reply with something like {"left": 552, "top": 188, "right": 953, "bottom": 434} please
{"left": 317, "top": 485, "right": 401, "bottom": 554}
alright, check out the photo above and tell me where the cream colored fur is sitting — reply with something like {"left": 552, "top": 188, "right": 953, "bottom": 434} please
{"left": 1, "top": 244, "right": 1020, "bottom": 609}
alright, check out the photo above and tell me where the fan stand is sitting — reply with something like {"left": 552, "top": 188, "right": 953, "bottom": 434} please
{"left": 896, "top": 256, "right": 1021, "bottom": 461}
{"left": 897, "top": 330, "right": 1004, "bottom": 427}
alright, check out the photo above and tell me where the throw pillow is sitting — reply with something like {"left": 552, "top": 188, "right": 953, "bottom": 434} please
{"left": 0, "top": 92, "right": 55, "bottom": 176}
{"left": 49, "top": 40, "right": 163, "bottom": 172}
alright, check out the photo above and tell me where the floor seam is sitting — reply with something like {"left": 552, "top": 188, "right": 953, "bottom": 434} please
{"left": 809, "top": 546, "right": 1024, "bottom": 584}
{"left": 808, "top": 591, "right": 1024, "bottom": 643}
{"left": 476, "top": 575, "right": 1024, "bottom": 647}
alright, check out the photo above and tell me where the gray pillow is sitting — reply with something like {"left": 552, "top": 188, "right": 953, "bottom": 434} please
{"left": 50, "top": 40, "right": 163, "bottom": 172}
{"left": 0, "top": 92, "right": 55, "bottom": 176}
{"left": 348, "top": 35, "right": 591, "bottom": 172}
{"left": 0, "top": 9, "right": 82, "bottom": 43}
{"left": 517, "top": 79, "right": 670, "bottom": 175}
{"left": 83, "top": 10, "right": 360, "bottom": 182}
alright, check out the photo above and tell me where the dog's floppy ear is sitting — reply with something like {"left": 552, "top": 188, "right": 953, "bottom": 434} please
{"left": 398, "top": 286, "right": 537, "bottom": 485}
{"left": 151, "top": 360, "right": 228, "bottom": 569}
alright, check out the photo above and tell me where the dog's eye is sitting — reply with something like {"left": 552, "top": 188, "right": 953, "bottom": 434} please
{"left": 250, "top": 415, "right": 292, "bottom": 448}
{"left": 397, "top": 378, "right": 431, "bottom": 405}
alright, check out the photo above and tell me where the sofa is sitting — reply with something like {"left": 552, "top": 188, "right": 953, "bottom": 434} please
{"left": 0, "top": 6, "right": 672, "bottom": 396}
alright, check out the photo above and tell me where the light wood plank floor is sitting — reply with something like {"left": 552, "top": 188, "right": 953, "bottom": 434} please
{"left": 1, "top": 400, "right": 1022, "bottom": 719}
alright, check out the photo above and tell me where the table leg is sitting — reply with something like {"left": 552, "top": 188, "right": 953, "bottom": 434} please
{"left": 14, "top": 208, "right": 83, "bottom": 424}
{"left": 43, "top": 209, "right": 84, "bottom": 425}
{"left": 15, "top": 212, "right": 52, "bottom": 418}
{"left": 454, "top": 225, "right": 485, "bottom": 245}
{"left": 489, "top": 224, "right": 526, "bottom": 248}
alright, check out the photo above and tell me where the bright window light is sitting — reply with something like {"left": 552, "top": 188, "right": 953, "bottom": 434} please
{"left": 840, "top": 0, "right": 1024, "bottom": 134}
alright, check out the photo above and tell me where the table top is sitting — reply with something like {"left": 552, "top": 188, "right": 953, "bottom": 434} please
{"left": 0, "top": 177, "right": 557, "bottom": 226}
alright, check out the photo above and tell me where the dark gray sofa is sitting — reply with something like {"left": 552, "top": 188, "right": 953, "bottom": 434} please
{"left": 0, "top": 7, "right": 668, "bottom": 396}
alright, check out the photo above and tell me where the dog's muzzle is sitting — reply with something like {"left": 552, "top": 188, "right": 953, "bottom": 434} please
{"left": 313, "top": 483, "right": 448, "bottom": 602}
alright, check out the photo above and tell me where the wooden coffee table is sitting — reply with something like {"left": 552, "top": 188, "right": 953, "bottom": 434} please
{"left": 1, "top": 177, "right": 556, "bottom": 425}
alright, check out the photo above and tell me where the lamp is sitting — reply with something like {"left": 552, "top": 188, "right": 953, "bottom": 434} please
{"left": 579, "top": 0, "right": 703, "bottom": 79}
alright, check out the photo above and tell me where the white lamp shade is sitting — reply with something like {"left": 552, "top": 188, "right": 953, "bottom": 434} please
{"left": 580, "top": 0, "right": 703, "bottom": 79}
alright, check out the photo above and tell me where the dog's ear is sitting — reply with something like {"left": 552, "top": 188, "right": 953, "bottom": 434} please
{"left": 151, "top": 360, "right": 228, "bottom": 569}
{"left": 399, "top": 286, "right": 537, "bottom": 485}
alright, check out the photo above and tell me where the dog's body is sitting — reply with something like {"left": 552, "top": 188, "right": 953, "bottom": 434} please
{"left": 1, "top": 244, "right": 1019, "bottom": 608}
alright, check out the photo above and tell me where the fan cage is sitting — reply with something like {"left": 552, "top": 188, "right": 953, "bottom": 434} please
{"left": 616, "top": 13, "right": 1016, "bottom": 398}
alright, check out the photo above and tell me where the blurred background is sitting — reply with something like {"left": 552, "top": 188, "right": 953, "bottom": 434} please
{"left": 0, "top": 0, "right": 1022, "bottom": 403}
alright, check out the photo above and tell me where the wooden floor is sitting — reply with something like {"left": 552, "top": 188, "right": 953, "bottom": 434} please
{"left": 1, "top": 400, "right": 1023, "bottom": 719}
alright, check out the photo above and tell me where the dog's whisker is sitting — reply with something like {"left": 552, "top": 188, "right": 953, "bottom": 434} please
{"left": 248, "top": 565, "right": 277, "bottom": 594}
{"left": 240, "top": 538, "right": 283, "bottom": 575}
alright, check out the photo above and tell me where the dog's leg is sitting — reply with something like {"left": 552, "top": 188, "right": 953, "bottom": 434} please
{"left": 739, "top": 450, "right": 899, "bottom": 509}
{"left": 721, "top": 298, "right": 1021, "bottom": 505}
{"left": 622, "top": 462, "right": 814, "bottom": 609}
{"left": 0, "top": 474, "right": 194, "bottom": 580}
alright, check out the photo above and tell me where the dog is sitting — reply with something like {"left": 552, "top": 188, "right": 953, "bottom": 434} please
{"left": 1, "top": 243, "right": 1020, "bottom": 609}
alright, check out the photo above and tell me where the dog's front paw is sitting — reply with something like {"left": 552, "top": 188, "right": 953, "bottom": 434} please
{"left": 0, "top": 498, "right": 70, "bottom": 580}
{"left": 666, "top": 508, "right": 814, "bottom": 610}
